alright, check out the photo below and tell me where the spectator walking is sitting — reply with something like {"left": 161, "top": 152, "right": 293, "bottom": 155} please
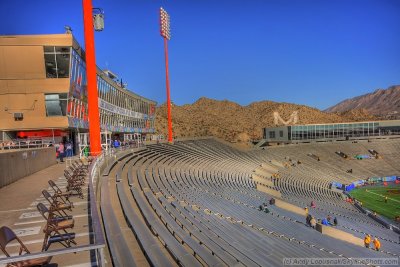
{"left": 364, "top": 234, "right": 371, "bottom": 248}
{"left": 58, "top": 142, "right": 65, "bottom": 163}
{"left": 373, "top": 237, "right": 380, "bottom": 251}
{"left": 66, "top": 140, "right": 73, "bottom": 157}
{"left": 113, "top": 139, "right": 120, "bottom": 149}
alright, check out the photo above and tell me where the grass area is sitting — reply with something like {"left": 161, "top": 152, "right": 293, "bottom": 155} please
{"left": 349, "top": 184, "right": 400, "bottom": 221}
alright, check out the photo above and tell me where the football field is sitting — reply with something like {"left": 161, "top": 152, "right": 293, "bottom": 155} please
{"left": 349, "top": 185, "right": 400, "bottom": 221}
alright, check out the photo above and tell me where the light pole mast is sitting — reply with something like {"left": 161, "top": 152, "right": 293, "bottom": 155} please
{"left": 160, "top": 7, "right": 173, "bottom": 143}
{"left": 82, "top": 0, "right": 103, "bottom": 156}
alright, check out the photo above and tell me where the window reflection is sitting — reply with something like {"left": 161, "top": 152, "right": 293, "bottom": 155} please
{"left": 43, "top": 46, "right": 70, "bottom": 78}
{"left": 45, "top": 93, "right": 68, "bottom": 116}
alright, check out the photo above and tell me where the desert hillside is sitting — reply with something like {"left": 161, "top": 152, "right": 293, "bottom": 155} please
{"left": 155, "top": 97, "right": 375, "bottom": 143}
{"left": 326, "top": 85, "right": 400, "bottom": 119}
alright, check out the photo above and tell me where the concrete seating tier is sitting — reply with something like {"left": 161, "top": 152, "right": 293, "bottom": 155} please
{"left": 98, "top": 139, "right": 399, "bottom": 266}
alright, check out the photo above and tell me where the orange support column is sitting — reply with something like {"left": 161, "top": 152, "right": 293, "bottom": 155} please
{"left": 83, "top": 0, "right": 101, "bottom": 155}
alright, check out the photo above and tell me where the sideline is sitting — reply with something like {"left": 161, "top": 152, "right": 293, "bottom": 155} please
{"left": 365, "top": 189, "right": 400, "bottom": 204}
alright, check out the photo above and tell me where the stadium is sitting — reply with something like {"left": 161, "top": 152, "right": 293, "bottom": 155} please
{"left": 92, "top": 137, "right": 400, "bottom": 266}
{"left": 0, "top": 1, "right": 400, "bottom": 267}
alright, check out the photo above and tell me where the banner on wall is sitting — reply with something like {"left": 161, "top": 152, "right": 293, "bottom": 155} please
{"left": 345, "top": 184, "right": 355, "bottom": 191}
{"left": 345, "top": 175, "right": 400, "bottom": 191}
{"left": 331, "top": 181, "right": 343, "bottom": 189}
{"left": 98, "top": 98, "right": 149, "bottom": 119}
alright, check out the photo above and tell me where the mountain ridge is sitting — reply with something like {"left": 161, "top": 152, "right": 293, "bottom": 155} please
{"left": 325, "top": 85, "right": 400, "bottom": 118}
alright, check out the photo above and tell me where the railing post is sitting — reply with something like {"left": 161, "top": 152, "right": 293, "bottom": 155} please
{"left": 99, "top": 247, "right": 105, "bottom": 267}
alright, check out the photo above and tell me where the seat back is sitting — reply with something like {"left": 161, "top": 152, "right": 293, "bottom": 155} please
{"left": 42, "top": 190, "right": 53, "bottom": 204}
{"left": 48, "top": 180, "right": 61, "bottom": 194}
{"left": 0, "top": 226, "right": 29, "bottom": 257}
{"left": 37, "top": 203, "right": 50, "bottom": 221}
{"left": 0, "top": 226, "right": 17, "bottom": 256}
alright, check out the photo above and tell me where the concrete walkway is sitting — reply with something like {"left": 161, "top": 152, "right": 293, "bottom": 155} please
{"left": 0, "top": 161, "right": 98, "bottom": 267}
{"left": 0, "top": 163, "right": 64, "bottom": 227}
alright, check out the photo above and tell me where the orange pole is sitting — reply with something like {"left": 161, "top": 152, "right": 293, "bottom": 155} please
{"left": 164, "top": 37, "right": 173, "bottom": 142}
{"left": 83, "top": 0, "right": 101, "bottom": 155}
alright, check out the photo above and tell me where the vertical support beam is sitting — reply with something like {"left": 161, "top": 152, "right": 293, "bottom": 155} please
{"left": 164, "top": 37, "right": 173, "bottom": 142}
{"left": 83, "top": 0, "right": 101, "bottom": 155}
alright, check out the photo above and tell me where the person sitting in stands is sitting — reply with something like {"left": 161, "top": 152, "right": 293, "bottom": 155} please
{"left": 373, "top": 237, "right": 380, "bottom": 251}
{"left": 269, "top": 198, "right": 275, "bottom": 205}
{"left": 310, "top": 217, "right": 317, "bottom": 229}
{"left": 364, "top": 234, "right": 371, "bottom": 248}
{"left": 321, "top": 218, "right": 329, "bottom": 226}
{"left": 311, "top": 200, "right": 316, "bottom": 208}
{"left": 306, "top": 214, "right": 312, "bottom": 226}
{"left": 258, "top": 205, "right": 263, "bottom": 211}
{"left": 264, "top": 206, "right": 270, "bottom": 213}
{"left": 327, "top": 215, "right": 332, "bottom": 223}
{"left": 333, "top": 217, "right": 338, "bottom": 226}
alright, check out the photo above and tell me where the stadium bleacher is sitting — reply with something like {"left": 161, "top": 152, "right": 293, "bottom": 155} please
{"left": 98, "top": 138, "right": 399, "bottom": 266}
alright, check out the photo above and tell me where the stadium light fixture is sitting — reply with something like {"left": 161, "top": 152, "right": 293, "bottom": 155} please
{"left": 160, "top": 7, "right": 173, "bottom": 143}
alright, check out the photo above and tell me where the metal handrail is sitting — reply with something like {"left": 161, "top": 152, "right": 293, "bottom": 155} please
{"left": 0, "top": 155, "right": 106, "bottom": 266}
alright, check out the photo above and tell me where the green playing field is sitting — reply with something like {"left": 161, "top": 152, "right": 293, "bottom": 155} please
{"left": 349, "top": 185, "right": 400, "bottom": 221}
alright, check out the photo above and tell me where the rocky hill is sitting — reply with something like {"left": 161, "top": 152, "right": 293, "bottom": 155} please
{"left": 325, "top": 85, "right": 400, "bottom": 119}
{"left": 155, "top": 97, "right": 375, "bottom": 143}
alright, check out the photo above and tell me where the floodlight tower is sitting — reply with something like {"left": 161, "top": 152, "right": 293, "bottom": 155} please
{"left": 82, "top": 0, "right": 104, "bottom": 156}
{"left": 160, "top": 7, "right": 173, "bottom": 143}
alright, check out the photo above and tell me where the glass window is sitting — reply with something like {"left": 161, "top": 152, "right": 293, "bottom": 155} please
{"left": 45, "top": 93, "right": 68, "bottom": 116}
{"left": 269, "top": 131, "right": 276, "bottom": 139}
{"left": 43, "top": 46, "right": 71, "bottom": 78}
{"left": 279, "top": 130, "right": 283, "bottom": 138}
{"left": 44, "top": 46, "right": 55, "bottom": 53}
{"left": 56, "top": 53, "right": 70, "bottom": 78}
{"left": 44, "top": 54, "right": 57, "bottom": 78}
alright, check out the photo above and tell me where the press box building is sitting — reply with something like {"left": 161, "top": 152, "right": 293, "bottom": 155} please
{"left": 263, "top": 120, "right": 400, "bottom": 145}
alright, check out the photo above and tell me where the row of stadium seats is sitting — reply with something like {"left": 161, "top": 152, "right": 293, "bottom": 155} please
{"left": 99, "top": 138, "right": 398, "bottom": 266}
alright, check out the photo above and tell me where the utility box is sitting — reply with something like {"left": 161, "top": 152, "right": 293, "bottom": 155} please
{"left": 93, "top": 13, "right": 104, "bottom": 31}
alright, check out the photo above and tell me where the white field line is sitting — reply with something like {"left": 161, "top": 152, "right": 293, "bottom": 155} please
{"left": 366, "top": 189, "right": 400, "bottom": 204}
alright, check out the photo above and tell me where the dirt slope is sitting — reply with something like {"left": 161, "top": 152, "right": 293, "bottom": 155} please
{"left": 155, "top": 97, "right": 375, "bottom": 143}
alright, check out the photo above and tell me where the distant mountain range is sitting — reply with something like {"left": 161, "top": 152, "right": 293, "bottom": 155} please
{"left": 155, "top": 97, "right": 375, "bottom": 143}
{"left": 325, "top": 85, "right": 400, "bottom": 119}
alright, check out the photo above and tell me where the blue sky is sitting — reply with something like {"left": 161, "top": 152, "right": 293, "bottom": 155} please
{"left": 1, "top": 0, "right": 399, "bottom": 109}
